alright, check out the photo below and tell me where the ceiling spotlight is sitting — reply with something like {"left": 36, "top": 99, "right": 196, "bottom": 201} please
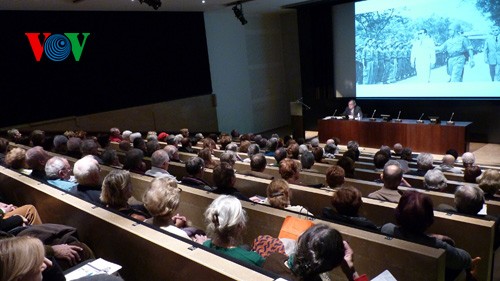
{"left": 232, "top": 2, "right": 247, "bottom": 25}
{"left": 138, "top": 0, "right": 161, "bottom": 10}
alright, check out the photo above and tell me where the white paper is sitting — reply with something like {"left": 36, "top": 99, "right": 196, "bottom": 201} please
{"left": 371, "top": 270, "right": 398, "bottom": 281}
{"left": 65, "top": 258, "right": 122, "bottom": 281}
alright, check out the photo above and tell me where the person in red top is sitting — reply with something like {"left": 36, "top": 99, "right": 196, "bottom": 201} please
{"left": 109, "top": 127, "right": 122, "bottom": 143}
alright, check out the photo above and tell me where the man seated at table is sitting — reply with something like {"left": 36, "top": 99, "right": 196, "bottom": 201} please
{"left": 342, "top": 99, "right": 363, "bottom": 120}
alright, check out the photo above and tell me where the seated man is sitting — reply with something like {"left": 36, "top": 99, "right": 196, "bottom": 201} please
{"left": 300, "top": 151, "right": 319, "bottom": 173}
{"left": 324, "top": 165, "right": 345, "bottom": 190}
{"left": 181, "top": 156, "right": 214, "bottom": 191}
{"left": 407, "top": 153, "right": 434, "bottom": 177}
{"left": 45, "top": 156, "right": 78, "bottom": 192}
{"left": 461, "top": 152, "right": 476, "bottom": 168}
{"left": 436, "top": 154, "right": 463, "bottom": 174}
{"left": 70, "top": 155, "right": 103, "bottom": 205}
{"left": 373, "top": 150, "right": 390, "bottom": 172}
{"left": 368, "top": 163, "right": 404, "bottom": 203}
{"left": 212, "top": 163, "right": 250, "bottom": 201}
{"left": 239, "top": 153, "right": 274, "bottom": 180}
{"left": 145, "top": 149, "right": 177, "bottom": 181}
{"left": 25, "top": 146, "right": 51, "bottom": 182}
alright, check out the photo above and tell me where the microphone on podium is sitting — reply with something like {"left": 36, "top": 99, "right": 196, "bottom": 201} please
{"left": 394, "top": 110, "right": 402, "bottom": 122}
{"left": 369, "top": 109, "right": 377, "bottom": 121}
{"left": 447, "top": 112, "right": 455, "bottom": 125}
{"left": 332, "top": 109, "right": 337, "bottom": 117}
{"left": 416, "top": 113, "right": 425, "bottom": 123}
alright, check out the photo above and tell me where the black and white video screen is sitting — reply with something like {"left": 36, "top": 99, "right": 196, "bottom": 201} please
{"left": 334, "top": 0, "right": 500, "bottom": 98}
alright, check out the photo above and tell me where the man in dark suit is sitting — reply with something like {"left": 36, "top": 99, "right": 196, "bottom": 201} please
{"left": 342, "top": 99, "right": 363, "bottom": 120}
{"left": 484, "top": 25, "right": 500, "bottom": 81}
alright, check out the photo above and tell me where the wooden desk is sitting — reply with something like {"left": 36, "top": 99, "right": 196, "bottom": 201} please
{"left": 318, "top": 118, "right": 471, "bottom": 154}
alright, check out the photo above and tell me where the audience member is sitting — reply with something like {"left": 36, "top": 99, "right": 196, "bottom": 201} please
{"left": 263, "top": 224, "right": 367, "bottom": 281}
{"left": 464, "top": 165, "right": 482, "bottom": 184}
{"left": 264, "top": 179, "right": 312, "bottom": 216}
{"left": 118, "top": 140, "right": 132, "bottom": 152}
{"left": 180, "top": 128, "right": 190, "bottom": 138}
{"left": 445, "top": 149, "right": 459, "bottom": 161}
{"left": 0, "top": 137, "right": 8, "bottom": 166}
{"left": 25, "top": 146, "right": 51, "bottom": 181}
{"left": 0, "top": 236, "right": 53, "bottom": 281}
{"left": 325, "top": 165, "right": 345, "bottom": 189}
{"left": 121, "top": 130, "right": 132, "bottom": 142}
{"left": 198, "top": 148, "right": 217, "bottom": 169}
{"left": 45, "top": 156, "right": 78, "bottom": 192}
{"left": 129, "top": 132, "right": 142, "bottom": 144}
{"left": 368, "top": 163, "right": 404, "bottom": 203}
{"left": 164, "top": 144, "right": 181, "bottom": 163}
{"left": 311, "top": 146, "right": 324, "bottom": 164}
{"left": 300, "top": 151, "right": 319, "bottom": 173}
{"left": 53, "top": 135, "right": 68, "bottom": 155}
{"left": 286, "top": 143, "right": 300, "bottom": 160}
{"left": 461, "top": 152, "right": 476, "bottom": 168}
{"left": 265, "top": 138, "right": 279, "bottom": 157}
{"left": 219, "top": 151, "right": 237, "bottom": 168}
{"left": 80, "top": 138, "right": 103, "bottom": 164}
{"left": 346, "top": 140, "right": 360, "bottom": 161}
{"left": 6, "top": 128, "right": 22, "bottom": 143}
{"left": 100, "top": 147, "right": 123, "bottom": 168}
{"left": 122, "top": 148, "right": 146, "bottom": 175}
{"left": 181, "top": 156, "right": 214, "bottom": 191}
{"left": 146, "top": 139, "right": 159, "bottom": 154}
{"left": 212, "top": 163, "right": 249, "bottom": 201}
{"left": 273, "top": 147, "right": 287, "bottom": 167}
{"left": 238, "top": 140, "right": 251, "bottom": 154}
{"left": 145, "top": 149, "right": 177, "bottom": 181}
{"left": 407, "top": 153, "right": 434, "bottom": 176}
{"left": 379, "top": 145, "right": 392, "bottom": 158}
{"left": 423, "top": 169, "right": 448, "bottom": 192}
{"left": 243, "top": 143, "right": 260, "bottom": 163}
{"left": 132, "top": 137, "right": 147, "bottom": 155}
{"left": 477, "top": 169, "right": 500, "bottom": 199}
{"left": 436, "top": 154, "right": 463, "bottom": 174}
{"left": 66, "top": 137, "right": 83, "bottom": 159}
{"left": 322, "top": 185, "right": 379, "bottom": 231}
{"left": 279, "top": 158, "right": 300, "bottom": 185}
{"left": 323, "top": 143, "right": 338, "bottom": 158}
{"left": 203, "top": 195, "right": 264, "bottom": 267}
{"left": 0, "top": 202, "right": 43, "bottom": 229}
{"left": 381, "top": 191, "right": 473, "bottom": 280}
{"left": 202, "top": 137, "right": 218, "bottom": 152}
{"left": 239, "top": 153, "right": 274, "bottom": 180}
{"left": 337, "top": 156, "right": 356, "bottom": 179}
{"left": 4, "top": 147, "right": 29, "bottom": 174}
{"left": 393, "top": 143, "right": 404, "bottom": 156}
{"left": 109, "top": 127, "right": 122, "bottom": 142}
{"left": 29, "top": 130, "right": 46, "bottom": 148}
{"left": 71, "top": 155, "right": 103, "bottom": 205}
{"left": 96, "top": 133, "right": 110, "bottom": 150}
{"left": 436, "top": 185, "right": 485, "bottom": 216}
{"left": 179, "top": 137, "right": 195, "bottom": 154}
{"left": 373, "top": 150, "right": 390, "bottom": 172}
{"left": 100, "top": 169, "right": 151, "bottom": 221}
{"left": 400, "top": 147, "right": 414, "bottom": 162}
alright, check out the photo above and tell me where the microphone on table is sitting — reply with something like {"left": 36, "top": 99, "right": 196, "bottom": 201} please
{"left": 416, "top": 113, "right": 425, "bottom": 123}
{"left": 447, "top": 112, "right": 455, "bottom": 125}
{"left": 369, "top": 109, "right": 377, "bottom": 121}
{"left": 394, "top": 110, "right": 402, "bottom": 122}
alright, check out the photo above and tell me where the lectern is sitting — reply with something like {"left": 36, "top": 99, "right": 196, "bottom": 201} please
{"left": 290, "top": 101, "right": 305, "bottom": 140}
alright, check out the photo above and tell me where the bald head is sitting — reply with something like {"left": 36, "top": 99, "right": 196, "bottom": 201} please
{"left": 383, "top": 164, "right": 403, "bottom": 190}
{"left": 442, "top": 154, "right": 456, "bottom": 166}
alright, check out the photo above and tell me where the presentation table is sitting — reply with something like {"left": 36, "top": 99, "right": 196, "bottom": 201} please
{"left": 317, "top": 118, "right": 472, "bottom": 155}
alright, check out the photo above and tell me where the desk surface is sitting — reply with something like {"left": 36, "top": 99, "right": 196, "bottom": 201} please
{"left": 318, "top": 118, "right": 472, "bottom": 154}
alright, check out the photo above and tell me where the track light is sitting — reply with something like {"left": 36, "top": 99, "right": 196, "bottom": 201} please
{"left": 139, "top": 0, "right": 161, "bottom": 10}
{"left": 232, "top": 2, "right": 248, "bottom": 25}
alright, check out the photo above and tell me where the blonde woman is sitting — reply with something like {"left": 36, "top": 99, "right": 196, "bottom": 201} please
{"left": 142, "top": 177, "right": 204, "bottom": 242}
{"left": 100, "top": 169, "right": 150, "bottom": 221}
{"left": 265, "top": 179, "right": 312, "bottom": 216}
{"left": 0, "top": 236, "right": 52, "bottom": 281}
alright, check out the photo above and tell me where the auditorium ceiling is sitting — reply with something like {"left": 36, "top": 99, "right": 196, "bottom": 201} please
{"left": 0, "top": 0, "right": 308, "bottom": 13}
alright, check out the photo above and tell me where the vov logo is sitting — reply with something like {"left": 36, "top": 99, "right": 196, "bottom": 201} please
{"left": 25, "top": 33, "right": 90, "bottom": 62}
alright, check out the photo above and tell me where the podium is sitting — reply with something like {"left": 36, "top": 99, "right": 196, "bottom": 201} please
{"left": 290, "top": 102, "right": 305, "bottom": 140}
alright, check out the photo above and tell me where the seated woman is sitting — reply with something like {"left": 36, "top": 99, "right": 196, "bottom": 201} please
{"left": 477, "top": 169, "right": 500, "bottom": 200}
{"left": 143, "top": 177, "right": 206, "bottom": 242}
{"left": 279, "top": 158, "right": 301, "bottom": 185}
{"left": 263, "top": 224, "right": 367, "bottom": 281}
{"left": 181, "top": 156, "right": 214, "bottom": 191}
{"left": 321, "top": 185, "right": 379, "bottom": 231}
{"left": 203, "top": 195, "right": 265, "bottom": 267}
{"left": 264, "top": 179, "right": 313, "bottom": 216}
{"left": 100, "top": 169, "right": 151, "bottom": 221}
{"left": 198, "top": 148, "right": 218, "bottom": 170}
{"left": 0, "top": 236, "right": 52, "bottom": 281}
{"left": 381, "top": 191, "right": 474, "bottom": 280}
{"left": 323, "top": 165, "right": 345, "bottom": 191}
